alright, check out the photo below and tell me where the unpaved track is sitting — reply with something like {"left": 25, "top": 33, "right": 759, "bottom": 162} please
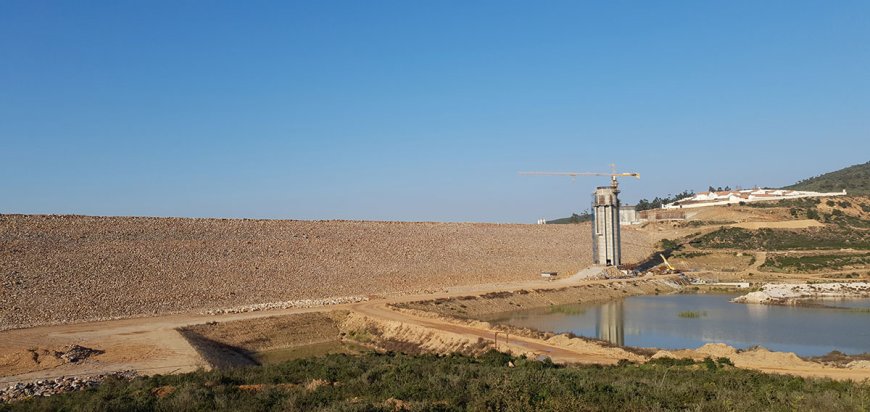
{"left": 0, "top": 271, "right": 667, "bottom": 383}
{"left": 0, "top": 306, "right": 334, "bottom": 384}
{"left": 2, "top": 271, "right": 869, "bottom": 384}
{"left": 352, "top": 302, "right": 624, "bottom": 365}
{"left": 0, "top": 270, "right": 612, "bottom": 384}
{"left": 751, "top": 251, "right": 767, "bottom": 271}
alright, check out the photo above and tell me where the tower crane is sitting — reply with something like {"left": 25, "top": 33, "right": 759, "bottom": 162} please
{"left": 519, "top": 164, "right": 640, "bottom": 267}
{"left": 518, "top": 164, "right": 640, "bottom": 190}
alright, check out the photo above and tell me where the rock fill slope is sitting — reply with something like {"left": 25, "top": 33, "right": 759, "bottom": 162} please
{"left": 0, "top": 215, "right": 654, "bottom": 329}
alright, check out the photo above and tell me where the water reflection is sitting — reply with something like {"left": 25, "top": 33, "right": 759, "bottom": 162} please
{"left": 596, "top": 301, "right": 624, "bottom": 346}
{"left": 485, "top": 294, "right": 870, "bottom": 356}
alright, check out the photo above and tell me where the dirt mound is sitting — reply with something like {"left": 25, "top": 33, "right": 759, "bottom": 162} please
{"left": 341, "top": 312, "right": 493, "bottom": 356}
{"left": 181, "top": 312, "right": 348, "bottom": 352}
{"left": 695, "top": 343, "right": 738, "bottom": 358}
{"left": 0, "top": 345, "right": 104, "bottom": 377}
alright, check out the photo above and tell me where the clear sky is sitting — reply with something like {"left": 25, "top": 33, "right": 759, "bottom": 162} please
{"left": 1, "top": 1, "right": 868, "bottom": 222}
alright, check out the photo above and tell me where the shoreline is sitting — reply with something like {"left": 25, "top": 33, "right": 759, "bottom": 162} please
{"left": 392, "top": 282, "right": 870, "bottom": 379}
{"left": 732, "top": 282, "right": 870, "bottom": 305}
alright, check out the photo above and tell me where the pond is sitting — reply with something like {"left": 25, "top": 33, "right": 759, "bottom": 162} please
{"left": 254, "top": 341, "right": 366, "bottom": 365}
{"left": 482, "top": 294, "right": 870, "bottom": 356}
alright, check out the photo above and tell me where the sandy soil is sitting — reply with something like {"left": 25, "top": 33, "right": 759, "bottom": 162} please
{"left": 689, "top": 204, "right": 795, "bottom": 223}
{"left": 0, "top": 305, "right": 342, "bottom": 385}
{"left": 669, "top": 252, "right": 755, "bottom": 273}
{"left": 181, "top": 312, "right": 348, "bottom": 352}
{"left": 652, "top": 343, "right": 870, "bottom": 380}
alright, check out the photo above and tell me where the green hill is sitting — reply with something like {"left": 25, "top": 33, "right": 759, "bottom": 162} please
{"left": 547, "top": 212, "right": 592, "bottom": 224}
{"left": 784, "top": 161, "right": 870, "bottom": 195}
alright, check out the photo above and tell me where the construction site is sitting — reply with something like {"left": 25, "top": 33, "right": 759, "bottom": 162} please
{"left": 2, "top": 165, "right": 870, "bottom": 406}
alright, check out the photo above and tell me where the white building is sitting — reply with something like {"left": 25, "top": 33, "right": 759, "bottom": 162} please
{"left": 663, "top": 189, "right": 846, "bottom": 209}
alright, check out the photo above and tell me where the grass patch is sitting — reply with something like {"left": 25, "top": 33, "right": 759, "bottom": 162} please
{"left": 547, "top": 304, "right": 587, "bottom": 315}
{"left": 744, "top": 198, "right": 821, "bottom": 209}
{"left": 5, "top": 351, "right": 870, "bottom": 411}
{"left": 678, "top": 310, "right": 707, "bottom": 318}
{"left": 675, "top": 251, "right": 710, "bottom": 258}
{"left": 761, "top": 253, "right": 870, "bottom": 273}
{"left": 690, "top": 227, "right": 870, "bottom": 251}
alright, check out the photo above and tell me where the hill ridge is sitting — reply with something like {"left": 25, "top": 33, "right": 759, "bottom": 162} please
{"left": 783, "top": 161, "right": 870, "bottom": 195}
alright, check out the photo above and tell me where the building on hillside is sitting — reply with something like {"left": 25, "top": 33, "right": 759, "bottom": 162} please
{"left": 638, "top": 209, "right": 687, "bottom": 222}
{"left": 619, "top": 205, "right": 639, "bottom": 225}
{"left": 662, "top": 189, "right": 846, "bottom": 209}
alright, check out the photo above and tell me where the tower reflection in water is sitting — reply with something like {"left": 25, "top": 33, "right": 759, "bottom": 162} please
{"left": 595, "top": 300, "right": 624, "bottom": 346}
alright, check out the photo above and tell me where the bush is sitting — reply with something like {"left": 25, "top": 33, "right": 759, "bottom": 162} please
{"left": 691, "top": 227, "right": 870, "bottom": 251}
{"left": 659, "top": 238, "right": 680, "bottom": 251}
{"left": 6, "top": 352, "right": 870, "bottom": 411}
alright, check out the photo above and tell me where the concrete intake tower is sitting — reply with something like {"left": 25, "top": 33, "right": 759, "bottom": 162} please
{"left": 592, "top": 185, "right": 621, "bottom": 266}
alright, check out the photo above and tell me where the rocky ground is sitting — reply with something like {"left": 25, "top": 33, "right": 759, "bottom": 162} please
{"left": 0, "top": 371, "right": 137, "bottom": 403}
{"left": 0, "top": 214, "right": 655, "bottom": 330}
{"left": 732, "top": 282, "right": 870, "bottom": 304}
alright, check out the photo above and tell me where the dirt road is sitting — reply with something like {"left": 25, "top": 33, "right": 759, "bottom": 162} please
{"left": 351, "top": 301, "right": 632, "bottom": 365}
{"left": 0, "top": 306, "right": 334, "bottom": 384}
{"left": 0, "top": 269, "right": 612, "bottom": 384}
{"left": 2, "top": 270, "right": 869, "bottom": 384}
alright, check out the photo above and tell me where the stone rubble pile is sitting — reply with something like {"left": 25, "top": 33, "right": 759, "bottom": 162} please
{"left": 57, "top": 345, "right": 104, "bottom": 363}
{"left": 206, "top": 295, "right": 368, "bottom": 315}
{"left": 0, "top": 371, "right": 137, "bottom": 403}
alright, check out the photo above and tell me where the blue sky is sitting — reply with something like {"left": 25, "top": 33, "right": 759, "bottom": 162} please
{"left": 1, "top": 1, "right": 868, "bottom": 222}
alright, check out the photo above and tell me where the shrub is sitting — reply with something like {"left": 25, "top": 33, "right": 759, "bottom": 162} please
{"left": 7, "top": 352, "right": 870, "bottom": 411}
{"left": 678, "top": 311, "right": 707, "bottom": 318}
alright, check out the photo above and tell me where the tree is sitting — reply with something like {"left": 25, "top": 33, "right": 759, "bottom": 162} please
{"left": 635, "top": 190, "right": 695, "bottom": 211}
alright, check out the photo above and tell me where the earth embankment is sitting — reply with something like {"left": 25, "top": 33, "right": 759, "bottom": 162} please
{"left": 0, "top": 215, "right": 655, "bottom": 329}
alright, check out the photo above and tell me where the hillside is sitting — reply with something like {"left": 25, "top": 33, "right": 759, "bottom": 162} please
{"left": 784, "top": 161, "right": 870, "bottom": 195}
